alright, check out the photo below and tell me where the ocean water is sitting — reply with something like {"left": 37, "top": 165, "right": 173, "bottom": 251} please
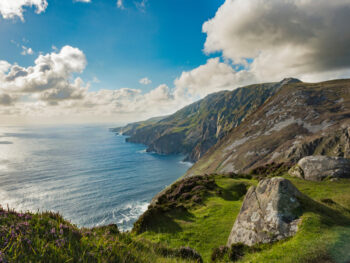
{"left": 0, "top": 124, "right": 191, "bottom": 231}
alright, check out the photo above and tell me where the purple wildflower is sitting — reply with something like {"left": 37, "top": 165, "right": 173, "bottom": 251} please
{"left": 51, "top": 228, "right": 56, "bottom": 234}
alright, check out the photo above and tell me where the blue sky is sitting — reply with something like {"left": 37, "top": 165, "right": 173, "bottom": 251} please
{"left": 0, "top": 0, "right": 349, "bottom": 124}
{"left": 0, "top": 0, "right": 224, "bottom": 92}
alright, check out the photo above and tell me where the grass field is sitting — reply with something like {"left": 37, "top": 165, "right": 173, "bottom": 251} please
{"left": 1, "top": 174, "right": 350, "bottom": 262}
{"left": 136, "top": 174, "right": 350, "bottom": 263}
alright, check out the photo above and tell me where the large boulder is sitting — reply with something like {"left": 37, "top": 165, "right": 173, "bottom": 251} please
{"left": 227, "top": 177, "right": 303, "bottom": 247}
{"left": 289, "top": 156, "right": 350, "bottom": 181}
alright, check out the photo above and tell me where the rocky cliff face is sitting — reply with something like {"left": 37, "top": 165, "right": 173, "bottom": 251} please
{"left": 114, "top": 79, "right": 300, "bottom": 162}
{"left": 227, "top": 178, "right": 303, "bottom": 246}
{"left": 187, "top": 79, "right": 350, "bottom": 176}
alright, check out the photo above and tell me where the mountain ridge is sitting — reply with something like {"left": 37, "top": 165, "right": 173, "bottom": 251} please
{"left": 114, "top": 78, "right": 301, "bottom": 162}
{"left": 187, "top": 78, "right": 350, "bottom": 176}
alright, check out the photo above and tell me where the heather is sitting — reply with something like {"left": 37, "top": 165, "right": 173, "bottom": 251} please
{"left": 0, "top": 205, "right": 200, "bottom": 263}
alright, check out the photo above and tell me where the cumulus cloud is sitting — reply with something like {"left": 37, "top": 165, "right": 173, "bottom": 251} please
{"left": 0, "top": 46, "right": 189, "bottom": 123}
{"left": 21, "top": 46, "right": 34, "bottom": 56}
{"left": 139, "top": 77, "right": 152, "bottom": 85}
{"left": 0, "top": 46, "right": 88, "bottom": 104}
{"left": 3, "top": 0, "right": 350, "bottom": 124}
{"left": 174, "top": 58, "right": 254, "bottom": 99}
{"left": 0, "top": 93, "right": 17, "bottom": 106}
{"left": 0, "top": 0, "right": 48, "bottom": 21}
{"left": 203, "top": 0, "right": 350, "bottom": 82}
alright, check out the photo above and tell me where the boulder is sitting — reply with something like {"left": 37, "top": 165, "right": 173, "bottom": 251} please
{"left": 227, "top": 177, "right": 302, "bottom": 247}
{"left": 289, "top": 156, "right": 350, "bottom": 181}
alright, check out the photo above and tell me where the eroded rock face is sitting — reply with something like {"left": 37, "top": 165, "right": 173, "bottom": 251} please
{"left": 289, "top": 156, "right": 350, "bottom": 181}
{"left": 227, "top": 178, "right": 302, "bottom": 247}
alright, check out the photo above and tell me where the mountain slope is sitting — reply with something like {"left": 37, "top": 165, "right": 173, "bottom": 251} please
{"left": 115, "top": 78, "right": 300, "bottom": 162}
{"left": 187, "top": 79, "right": 350, "bottom": 176}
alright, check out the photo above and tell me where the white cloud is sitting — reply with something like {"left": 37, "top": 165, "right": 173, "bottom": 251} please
{"left": 3, "top": 0, "right": 350, "bottom": 124}
{"left": 74, "top": 0, "right": 91, "bottom": 2}
{"left": 174, "top": 58, "right": 254, "bottom": 99}
{"left": 0, "top": 46, "right": 88, "bottom": 104}
{"left": 139, "top": 77, "right": 152, "bottom": 85}
{"left": 21, "top": 46, "right": 34, "bottom": 56}
{"left": 92, "top": 76, "right": 100, "bottom": 83}
{"left": 135, "top": 0, "right": 147, "bottom": 12}
{"left": 117, "top": 0, "right": 124, "bottom": 9}
{"left": 203, "top": 0, "right": 350, "bottom": 83}
{"left": 0, "top": 0, "right": 48, "bottom": 21}
{"left": 0, "top": 93, "right": 17, "bottom": 106}
{"left": 0, "top": 46, "right": 189, "bottom": 123}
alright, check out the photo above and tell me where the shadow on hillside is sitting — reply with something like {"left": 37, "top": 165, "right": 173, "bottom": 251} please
{"left": 133, "top": 206, "right": 195, "bottom": 234}
{"left": 218, "top": 182, "right": 248, "bottom": 201}
{"left": 301, "top": 195, "right": 350, "bottom": 227}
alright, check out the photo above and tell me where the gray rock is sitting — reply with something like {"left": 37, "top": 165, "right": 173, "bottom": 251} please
{"left": 227, "top": 177, "right": 302, "bottom": 247}
{"left": 289, "top": 156, "right": 350, "bottom": 181}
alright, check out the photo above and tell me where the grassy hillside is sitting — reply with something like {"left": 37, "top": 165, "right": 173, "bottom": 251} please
{"left": 114, "top": 79, "right": 299, "bottom": 162}
{"left": 1, "top": 173, "right": 350, "bottom": 262}
{"left": 187, "top": 79, "right": 350, "bottom": 176}
{"left": 133, "top": 173, "right": 350, "bottom": 263}
{"left": 0, "top": 205, "right": 201, "bottom": 263}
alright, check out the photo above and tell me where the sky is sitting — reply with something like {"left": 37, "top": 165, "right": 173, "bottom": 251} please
{"left": 1, "top": 0, "right": 350, "bottom": 125}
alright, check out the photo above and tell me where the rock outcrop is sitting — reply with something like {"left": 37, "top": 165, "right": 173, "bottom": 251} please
{"left": 114, "top": 79, "right": 297, "bottom": 162}
{"left": 227, "top": 178, "right": 303, "bottom": 247}
{"left": 187, "top": 79, "right": 350, "bottom": 176}
{"left": 289, "top": 156, "right": 350, "bottom": 181}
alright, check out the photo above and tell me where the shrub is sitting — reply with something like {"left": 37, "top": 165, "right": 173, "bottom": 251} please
{"left": 211, "top": 246, "right": 229, "bottom": 261}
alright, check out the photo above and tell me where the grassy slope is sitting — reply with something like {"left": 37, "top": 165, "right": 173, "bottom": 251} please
{"left": 2, "top": 175, "right": 350, "bottom": 262}
{"left": 237, "top": 176, "right": 350, "bottom": 263}
{"left": 187, "top": 79, "right": 350, "bottom": 176}
{"left": 0, "top": 206, "right": 198, "bottom": 263}
{"left": 117, "top": 81, "right": 285, "bottom": 162}
{"left": 136, "top": 175, "right": 350, "bottom": 263}
{"left": 137, "top": 177, "right": 256, "bottom": 261}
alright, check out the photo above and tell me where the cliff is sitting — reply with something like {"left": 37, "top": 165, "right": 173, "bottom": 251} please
{"left": 114, "top": 78, "right": 300, "bottom": 162}
{"left": 187, "top": 79, "right": 350, "bottom": 176}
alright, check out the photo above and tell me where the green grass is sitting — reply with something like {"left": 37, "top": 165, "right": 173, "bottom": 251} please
{"left": 2, "top": 174, "right": 350, "bottom": 262}
{"left": 0, "top": 206, "right": 199, "bottom": 263}
{"left": 136, "top": 175, "right": 350, "bottom": 263}
{"left": 137, "top": 176, "right": 256, "bottom": 262}
{"left": 233, "top": 175, "right": 350, "bottom": 263}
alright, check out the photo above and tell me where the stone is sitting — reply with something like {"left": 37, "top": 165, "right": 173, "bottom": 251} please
{"left": 289, "top": 155, "right": 350, "bottom": 181}
{"left": 227, "top": 177, "right": 303, "bottom": 247}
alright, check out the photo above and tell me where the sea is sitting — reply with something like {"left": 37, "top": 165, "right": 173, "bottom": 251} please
{"left": 0, "top": 124, "right": 191, "bottom": 231}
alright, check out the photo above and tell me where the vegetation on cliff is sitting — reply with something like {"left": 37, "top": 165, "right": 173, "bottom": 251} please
{"left": 0, "top": 205, "right": 201, "bottom": 263}
{"left": 187, "top": 79, "right": 350, "bottom": 176}
{"left": 114, "top": 79, "right": 299, "bottom": 162}
{"left": 2, "top": 171, "right": 350, "bottom": 262}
